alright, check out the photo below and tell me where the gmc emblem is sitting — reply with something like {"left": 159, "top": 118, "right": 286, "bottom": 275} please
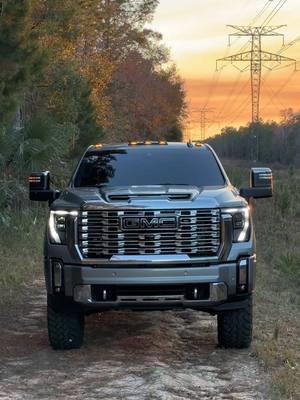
{"left": 121, "top": 217, "right": 178, "bottom": 230}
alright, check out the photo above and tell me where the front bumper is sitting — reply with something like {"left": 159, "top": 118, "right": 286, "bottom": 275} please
{"left": 45, "top": 257, "right": 256, "bottom": 311}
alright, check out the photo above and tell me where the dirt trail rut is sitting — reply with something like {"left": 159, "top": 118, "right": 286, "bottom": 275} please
{"left": 0, "top": 280, "right": 269, "bottom": 400}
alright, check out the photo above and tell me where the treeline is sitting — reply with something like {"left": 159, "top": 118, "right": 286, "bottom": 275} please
{"left": 0, "top": 0, "right": 186, "bottom": 219}
{"left": 207, "top": 109, "right": 300, "bottom": 167}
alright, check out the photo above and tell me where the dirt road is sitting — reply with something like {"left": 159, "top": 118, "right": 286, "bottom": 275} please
{"left": 0, "top": 280, "right": 269, "bottom": 400}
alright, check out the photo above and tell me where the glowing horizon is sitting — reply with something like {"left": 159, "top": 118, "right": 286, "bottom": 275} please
{"left": 151, "top": 0, "right": 300, "bottom": 139}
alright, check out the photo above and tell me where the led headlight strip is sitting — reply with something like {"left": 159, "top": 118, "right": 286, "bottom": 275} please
{"left": 222, "top": 207, "right": 250, "bottom": 242}
{"left": 49, "top": 210, "right": 78, "bottom": 244}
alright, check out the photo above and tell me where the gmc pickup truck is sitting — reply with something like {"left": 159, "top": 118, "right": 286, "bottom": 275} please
{"left": 29, "top": 141, "right": 273, "bottom": 350}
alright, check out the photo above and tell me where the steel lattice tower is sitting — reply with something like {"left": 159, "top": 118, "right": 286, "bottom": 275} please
{"left": 191, "top": 108, "right": 214, "bottom": 141}
{"left": 217, "top": 25, "right": 297, "bottom": 122}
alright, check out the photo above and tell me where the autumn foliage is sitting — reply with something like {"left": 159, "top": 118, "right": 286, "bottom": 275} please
{"left": 0, "top": 0, "right": 186, "bottom": 148}
{"left": 0, "top": 0, "right": 187, "bottom": 216}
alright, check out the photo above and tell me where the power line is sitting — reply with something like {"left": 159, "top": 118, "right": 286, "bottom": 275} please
{"left": 214, "top": 1, "right": 276, "bottom": 123}
{"left": 195, "top": 0, "right": 296, "bottom": 139}
{"left": 203, "top": 69, "right": 222, "bottom": 109}
{"left": 261, "top": 0, "right": 288, "bottom": 26}
{"left": 261, "top": 35, "right": 300, "bottom": 73}
{"left": 252, "top": 33, "right": 300, "bottom": 114}
{"left": 199, "top": 0, "right": 273, "bottom": 114}
{"left": 260, "top": 69, "right": 296, "bottom": 113}
{"left": 227, "top": 93, "right": 252, "bottom": 126}
{"left": 217, "top": 0, "right": 290, "bottom": 124}
{"left": 216, "top": 25, "right": 296, "bottom": 123}
{"left": 222, "top": 66, "right": 295, "bottom": 126}
{"left": 251, "top": 0, "right": 274, "bottom": 25}
{"left": 228, "top": 0, "right": 273, "bottom": 49}
{"left": 219, "top": 77, "right": 252, "bottom": 124}
{"left": 263, "top": 88, "right": 285, "bottom": 113}
{"left": 216, "top": 72, "right": 244, "bottom": 122}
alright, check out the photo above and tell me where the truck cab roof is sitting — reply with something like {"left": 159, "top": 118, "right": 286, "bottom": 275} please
{"left": 88, "top": 141, "right": 207, "bottom": 152}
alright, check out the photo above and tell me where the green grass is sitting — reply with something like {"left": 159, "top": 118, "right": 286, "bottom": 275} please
{"left": 0, "top": 209, "right": 46, "bottom": 304}
{"left": 224, "top": 160, "right": 300, "bottom": 400}
{"left": 277, "top": 253, "right": 300, "bottom": 286}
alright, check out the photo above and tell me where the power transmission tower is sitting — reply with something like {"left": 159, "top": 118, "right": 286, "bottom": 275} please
{"left": 192, "top": 108, "right": 214, "bottom": 141}
{"left": 216, "top": 25, "right": 297, "bottom": 123}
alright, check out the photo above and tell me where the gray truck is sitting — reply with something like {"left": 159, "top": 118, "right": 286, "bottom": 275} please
{"left": 29, "top": 141, "right": 273, "bottom": 350}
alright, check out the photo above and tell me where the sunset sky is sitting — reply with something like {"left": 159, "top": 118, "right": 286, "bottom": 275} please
{"left": 151, "top": 0, "right": 300, "bottom": 139}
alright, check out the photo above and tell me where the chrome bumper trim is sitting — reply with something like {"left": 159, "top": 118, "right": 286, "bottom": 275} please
{"left": 74, "top": 247, "right": 220, "bottom": 264}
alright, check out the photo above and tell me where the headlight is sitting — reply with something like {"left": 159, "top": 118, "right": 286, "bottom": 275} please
{"left": 49, "top": 210, "right": 78, "bottom": 244}
{"left": 222, "top": 207, "right": 250, "bottom": 242}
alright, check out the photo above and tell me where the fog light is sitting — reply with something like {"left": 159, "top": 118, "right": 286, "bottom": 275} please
{"left": 74, "top": 285, "right": 92, "bottom": 303}
{"left": 52, "top": 261, "right": 63, "bottom": 291}
{"left": 209, "top": 283, "right": 227, "bottom": 302}
{"left": 238, "top": 259, "right": 248, "bottom": 292}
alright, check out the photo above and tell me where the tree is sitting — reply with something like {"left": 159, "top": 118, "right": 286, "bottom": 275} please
{"left": 207, "top": 116, "right": 300, "bottom": 167}
{"left": 107, "top": 51, "right": 186, "bottom": 141}
{"left": 29, "top": 0, "right": 176, "bottom": 131}
{"left": 165, "top": 127, "right": 183, "bottom": 142}
{"left": 85, "top": 0, "right": 161, "bottom": 61}
{"left": 1, "top": 0, "right": 187, "bottom": 161}
{"left": 29, "top": 61, "right": 103, "bottom": 153}
{"left": 0, "top": 0, "right": 44, "bottom": 126}
{"left": 0, "top": 0, "right": 188, "bottom": 223}
{"left": 73, "top": 0, "right": 165, "bottom": 126}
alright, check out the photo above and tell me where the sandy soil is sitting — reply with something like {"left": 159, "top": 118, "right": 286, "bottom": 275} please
{"left": 0, "top": 280, "right": 270, "bottom": 400}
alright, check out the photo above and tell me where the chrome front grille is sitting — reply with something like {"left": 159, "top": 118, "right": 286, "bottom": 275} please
{"left": 77, "top": 209, "right": 221, "bottom": 259}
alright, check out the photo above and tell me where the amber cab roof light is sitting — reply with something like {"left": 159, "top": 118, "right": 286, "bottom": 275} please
{"left": 194, "top": 142, "right": 202, "bottom": 147}
{"left": 128, "top": 140, "right": 168, "bottom": 146}
{"left": 187, "top": 140, "right": 203, "bottom": 148}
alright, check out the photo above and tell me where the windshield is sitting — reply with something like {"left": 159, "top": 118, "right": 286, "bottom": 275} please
{"left": 73, "top": 146, "right": 226, "bottom": 188}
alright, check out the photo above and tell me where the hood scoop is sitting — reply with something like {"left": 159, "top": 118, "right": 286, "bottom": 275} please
{"left": 100, "top": 186, "right": 200, "bottom": 203}
{"left": 108, "top": 193, "right": 191, "bottom": 202}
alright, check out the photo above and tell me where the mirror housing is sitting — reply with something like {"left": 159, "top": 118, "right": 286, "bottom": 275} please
{"left": 28, "top": 172, "right": 59, "bottom": 203}
{"left": 240, "top": 168, "right": 273, "bottom": 200}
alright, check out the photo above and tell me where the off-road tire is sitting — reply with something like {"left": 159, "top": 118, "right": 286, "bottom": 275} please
{"left": 217, "top": 296, "right": 252, "bottom": 349}
{"left": 47, "top": 305, "right": 84, "bottom": 350}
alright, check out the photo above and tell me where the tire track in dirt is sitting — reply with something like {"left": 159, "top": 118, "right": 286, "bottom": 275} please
{"left": 0, "top": 280, "right": 269, "bottom": 400}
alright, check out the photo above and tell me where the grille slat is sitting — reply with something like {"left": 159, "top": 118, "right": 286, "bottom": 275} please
{"left": 82, "top": 242, "right": 219, "bottom": 250}
{"left": 78, "top": 225, "right": 219, "bottom": 232}
{"left": 78, "top": 209, "right": 221, "bottom": 259}
{"left": 80, "top": 231, "right": 217, "bottom": 238}
{"left": 79, "top": 238, "right": 219, "bottom": 244}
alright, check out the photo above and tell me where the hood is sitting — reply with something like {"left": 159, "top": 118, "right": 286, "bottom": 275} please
{"left": 52, "top": 184, "right": 247, "bottom": 210}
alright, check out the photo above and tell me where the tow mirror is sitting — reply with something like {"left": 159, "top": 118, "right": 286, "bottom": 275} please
{"left": 28, "top": 171, "right": 59, "bottom": 203}
{"left": 240, "top": 168, "right": 273, "bottom": 200}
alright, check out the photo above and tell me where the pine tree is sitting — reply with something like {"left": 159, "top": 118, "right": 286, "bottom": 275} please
{"left": 0, "top": 0, "right": 44, "bottom": 126}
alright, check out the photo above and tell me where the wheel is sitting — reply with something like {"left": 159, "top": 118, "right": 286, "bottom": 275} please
{"left": 217, "top": 296, "right": 252, "bottom": 349}
{"left": 47, "top": 305, "right": 84, "bottom": 350}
